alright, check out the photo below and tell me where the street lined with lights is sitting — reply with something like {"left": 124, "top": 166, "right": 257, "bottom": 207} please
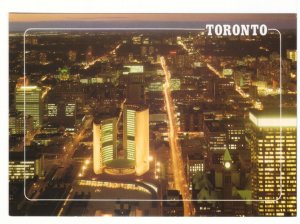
{"left": 160, "top": 56, "right": 194, "bottom": 216}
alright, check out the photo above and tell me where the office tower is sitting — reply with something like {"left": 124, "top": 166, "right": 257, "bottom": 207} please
{"left": 9, "top": 151, "right": 44, "bottom": 181}
{"left": 248, "top": 109, "right": 296, "bottom": 216}
{"left": 179, "top": 106, "right": 203, "bottom": 132}
{"left": 225, "top": 119, "right": 245, "bottom": 151}
{"left": 9, "top": 112, "right": 34, "bottom": 135}
{"left": 64, "top": 103, "right": 76, "bottom": 131}
{"left": 15, "top": 85, "right": 42, "bottom": 128}
{"left": 46, "top": 101, "right": 77, "bottom": 131}
{"left": 186, "top": 154, "right": 204, "bottom": 190}
{"left": 204, "top": 120, "right": 227, "bottom": 151}
{"left": 204, "top": 120, "right": 227, "bottom": 170}
{"left": 46, "top": 103, "right": 58, "bottom": 117}
{"left": 207, "top": 77, "right": 235, "bottom": 100}
{"left": 123, "top": 104, "right": 149, "bottom": 176}
{"left": 93, "top": 118, "right": 117, "bottom": 174}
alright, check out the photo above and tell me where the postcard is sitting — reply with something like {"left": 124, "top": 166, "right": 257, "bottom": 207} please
{"left": 9, "top": 13, "right": 297, "bottom": 217}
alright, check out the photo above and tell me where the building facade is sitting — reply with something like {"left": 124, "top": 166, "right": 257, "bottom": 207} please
{"left": 123, "top": 105, "right": 149, "bottom": 176}
{"left": 9, "top": 112, "right": 34, "bottom": 135}
{"left": 248, "top": 109, "right": 296, "bottom": 216}
{"left": 9, "top": 151, "right": 44, "bottom": 181}
{"left": 15, "top": 86, "right": 42, "bottom": 128}
{"left": 93, "top": 118, "right": 117, "bottom": 174}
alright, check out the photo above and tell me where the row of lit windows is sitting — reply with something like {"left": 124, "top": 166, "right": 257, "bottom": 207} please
{"left": 102, "top": 135, "right": 113, "bottom": 143}
{"left": 65, "top": 104, "right": 76, "bottom": 116}
{"left": 127, "top": 139, "right": 135, "bottom": 160}
{"left": 10, "top": 161, "right": 35, "bottom": 164}
{"left": 102, "top": 145, "right": 114, "bottom": 163}
{"left": 102, "top": 126, "right": 113, "bottom": 131}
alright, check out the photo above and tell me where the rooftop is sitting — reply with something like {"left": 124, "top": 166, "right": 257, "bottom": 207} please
{"left": 249, "top": 108, "right": 296, "bottom": 127}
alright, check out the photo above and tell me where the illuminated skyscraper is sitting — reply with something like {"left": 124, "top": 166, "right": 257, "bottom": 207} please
{"left": 123, "top": 105, "right": 149, "bottom": 176}
{"left": 15, "top": 86, "right": 42, "bottom": 128}
{"left": 93, "top": 118, "right": 117, "bottom": 174}
{"left": 46, "top": 101, "right": 77, "bottom": 132}
{"left": 248, "top": 109, "right": 296, "bottom": 216}
{"left": 9, "top": 151, "right": 44, "bottom": 181}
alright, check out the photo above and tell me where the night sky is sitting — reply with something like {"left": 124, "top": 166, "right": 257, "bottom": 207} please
{"left": 9, "top": 13, "right": 296, "bottom": 31}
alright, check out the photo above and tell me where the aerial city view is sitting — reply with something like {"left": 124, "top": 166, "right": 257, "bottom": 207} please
{"left": 9, "top": 14, "right": 296, "bottom": 216}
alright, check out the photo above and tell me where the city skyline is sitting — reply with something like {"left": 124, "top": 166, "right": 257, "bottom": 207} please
{"left": 9, "top": 13, "right": 297, "bottom": 217}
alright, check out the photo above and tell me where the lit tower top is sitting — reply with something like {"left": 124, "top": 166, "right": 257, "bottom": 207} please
{"left": 249, "top": 109, "right": 296, "bottom": 128}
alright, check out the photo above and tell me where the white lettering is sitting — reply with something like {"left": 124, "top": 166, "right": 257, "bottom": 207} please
{"left": 205, "top": 24, "right": 214, "bottom": 36}
{"left": 232, "top": 24, "right": 240, "bottom": 36}
{"left": 240, "top": 25, "right": 250, "bottom": 36}
{"left": 260, "top": 24, "right": 268, "bottom": 36}
{"left": 223, "top": 24, "right": 231, "bottom": 36}
{"left": 206, "top": 24, "right": 268, "bottom": 36}
{"left": 215, "top": 25, "right": 222, "bottom": 36}
{"left": 250, "top": 24, "right": 259, "bottom": 35}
